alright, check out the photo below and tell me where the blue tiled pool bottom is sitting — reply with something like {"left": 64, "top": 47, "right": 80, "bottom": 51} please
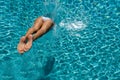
{"left": 0, "top": 0, "right": 120, "bottom": 80}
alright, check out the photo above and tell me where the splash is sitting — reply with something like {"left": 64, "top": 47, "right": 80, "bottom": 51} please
{"left": 59, "top": 20, "right": 87, "bottom": 31}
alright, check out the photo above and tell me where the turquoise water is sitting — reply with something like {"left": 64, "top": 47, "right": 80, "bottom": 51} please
{"left": 0, "top": 0, "right": 120, "bottom": 80}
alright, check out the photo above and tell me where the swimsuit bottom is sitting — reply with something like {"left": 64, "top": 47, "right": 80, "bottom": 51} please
{"left": 42, "top": 16, "right": 51, "bottom": 21}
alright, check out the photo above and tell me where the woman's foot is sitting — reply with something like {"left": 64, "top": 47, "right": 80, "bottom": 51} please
{"left": 17, "top": 36, "right": 26, "bottom": 54}
{"left": 24, "top": 34, "right": 33, "bottom": 51}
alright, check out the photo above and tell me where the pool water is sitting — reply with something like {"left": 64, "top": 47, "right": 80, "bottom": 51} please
{"left": 0, "top": 0, "right": 120, "bottom": 80}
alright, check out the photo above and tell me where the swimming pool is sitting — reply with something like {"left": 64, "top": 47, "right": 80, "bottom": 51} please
{"left": 0, "top": 0, "right": 120, "bottom": 80}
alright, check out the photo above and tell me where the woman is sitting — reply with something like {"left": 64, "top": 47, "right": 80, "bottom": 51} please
{"left": 17, "top": 15, "right": 54, "bottom": 54}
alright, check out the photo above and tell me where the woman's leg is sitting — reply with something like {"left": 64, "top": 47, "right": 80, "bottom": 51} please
{"left": 23, "top": 19, "right": 53, "bottom": 52}
{"left": 25, "top": 17, "right": 43, "bottom": 38}
{"left": 24, "top": 17, "right": 44, "bottom": 51}
{"left": 33, "top": 19, "right": 54, "bottom": 40}
{"left": 17, "top": 17, "right": 43, "bottom": 53}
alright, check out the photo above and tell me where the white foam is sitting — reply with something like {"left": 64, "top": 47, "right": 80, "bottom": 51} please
{"left": 59, "top": 20, "right": 87, "bottom": 31}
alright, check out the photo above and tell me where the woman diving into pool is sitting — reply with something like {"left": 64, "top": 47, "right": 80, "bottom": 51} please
{"left": 17, "top": 15, "right": 54, "bottom": 54}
